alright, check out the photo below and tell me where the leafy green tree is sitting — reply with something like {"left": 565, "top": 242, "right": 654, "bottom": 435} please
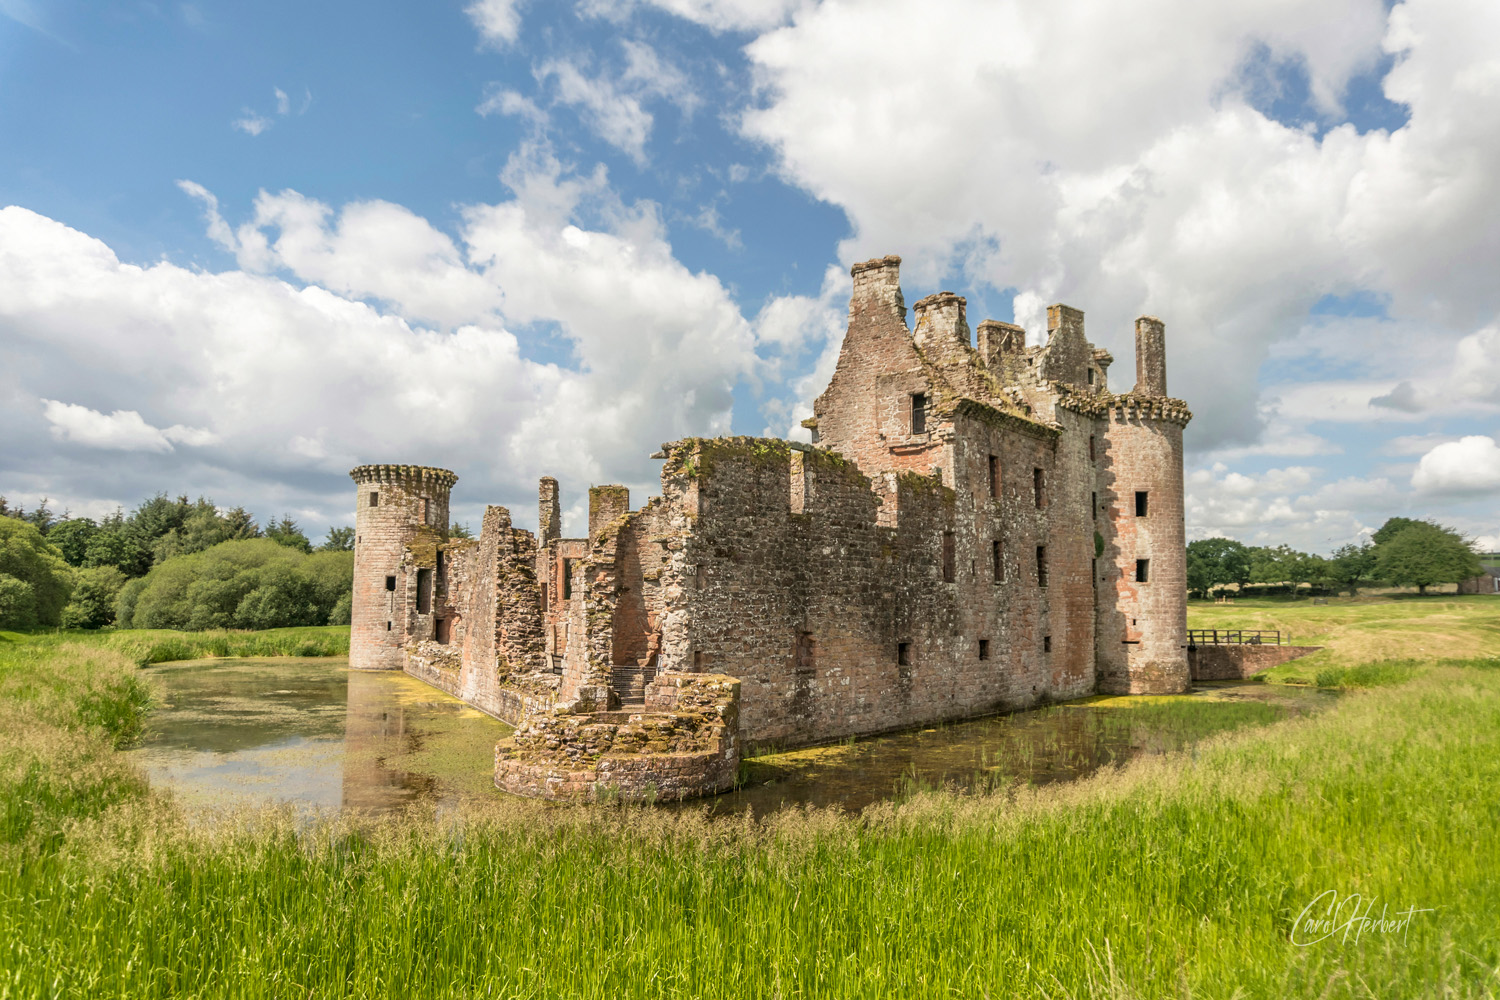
{"left": 59, "top": 566, "right": 127, "bottom": 629}
{"left": 1328, "top": 542, "right": 1378, "bottom": 596}
{"left": 121, "top": 538, "right": 351, "bottom": 630}
{"left": 1186, "top": 537, "right": 1251, "bottom": 597}
{"left": 1247, "top": 544, "right": 1323, "bottom": 597}
{"left": 152, "top": 498, "right": 260, "bottom": 562}
{"left": 265, "top": 514, "right": 313, "bottom": 553}
{"left": 449, "top": 521, "right": 474, "bottom": 540}
{"left": 1372, "top": 517, "right": 1424, "bottom": 546}
{"left": 47, "top": 518, "right": 99, "bottom": 566}
{"left": 25, "top": 498, "right": 56, "bottom": 535}
{"left": 319, "top": 526, "right": 355, "bottom": 552}
{"left": 0, "top": 517, "right": 74, "bottom": 628}
{"left": 84, "top": 508, "right": 151, "bottom": 577}
{"left": 1374, "top": 521, "right": 1482, "bottom": 595}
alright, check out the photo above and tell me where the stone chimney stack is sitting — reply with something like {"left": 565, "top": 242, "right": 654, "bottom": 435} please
{"left": 977, "top": 319, "right": 1026, "bottom": 371}
{"left": 848, "top": 255, "right": 906, "bottom": 330}
{"left": 912, "top": 292, "right": 970, "bottom": 358}
{"left": 1134, "top": 316, "right": 1167, "bottom": 396}
{"left": 538, "top": 477, "right": 561, "bottom": 546}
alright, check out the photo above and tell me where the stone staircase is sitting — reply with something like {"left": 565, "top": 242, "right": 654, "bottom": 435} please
{"left": 610, "top": 664, "right": 657, "bottom": 708}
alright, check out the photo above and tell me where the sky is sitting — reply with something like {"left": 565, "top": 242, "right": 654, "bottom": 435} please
{"left": 1, "top": 0, "right": 1498, "bottom": 552}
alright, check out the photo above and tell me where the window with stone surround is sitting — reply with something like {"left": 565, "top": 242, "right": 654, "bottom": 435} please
{"left": 1044, "top": 635, "right": 1052, "bottom": 653}
{"left": 1135, "top": 491, "right": 1149, "bottom": 517}
{"left": 435, "top": 617, "right": 451, "bottom": 645}
{"left": 416, "top": 568, "right": 432, "bottom": 614}
{"left": 1089, "top": 435, "right": 1096, "bottom": 460}
{"left": 385, "top": 575, "right": 396, "bottom": 591}
{"left": 1033, "top": 467, "right": 1045, "bottom": 507}
{"left": 898, "top": 642, "right": 911, "bottom": 666}
{"left": 992, "top": 540, "right": 1003, "bottom": 583}
{"left": 1036, "top": 545, "right": 1047, "bottom": 587}
{"left": 420, "top": 497, "right": 430, "bottom": 523}
{"left": 942, "top": 531, "right": 956, "bottom": 583}
{"left": 1092, "top": 491, "right": 1097, "bottom": 519}
{"left": 1136, "top": 558, "right": 1150, "bottom": 583}
{"left": 562, "top": 558, "right": 574, "bottom": 600}
{"left": 988, "top": 454, "right": 999, "bottom": 497}
{"left": 910, "top": 392, "right": 927, "bottom": 435}
{"left": 369, "top": 491, "right": 379, "bottom": 507}
{"left": 978, "top": 639, "right": 990, "bottom": 661}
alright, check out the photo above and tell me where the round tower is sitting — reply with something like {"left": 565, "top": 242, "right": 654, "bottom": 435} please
{"left": 1095, "top": 317, "right": 1191, "bottom": 695}
{"left": 348, "top": 464, "right": 457, "bottom": 671}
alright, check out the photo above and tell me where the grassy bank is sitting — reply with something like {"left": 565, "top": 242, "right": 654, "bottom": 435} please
{"left": 1188, "top": 592, "right": 1500, "bottom": 683}
{"left": 1, "top": 625, "right": 1497, "bottom": 996}
{"left": 0, "top": 624, "right": 349, "bottom": 666}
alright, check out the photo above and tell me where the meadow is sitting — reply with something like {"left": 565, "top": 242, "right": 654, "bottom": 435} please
{"left": 0, "top": 601, "right": 1497, "bottom": 998}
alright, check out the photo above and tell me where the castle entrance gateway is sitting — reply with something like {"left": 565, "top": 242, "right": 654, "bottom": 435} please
{"left": 347, "top": 253, "right": 1196, "bottom": 801}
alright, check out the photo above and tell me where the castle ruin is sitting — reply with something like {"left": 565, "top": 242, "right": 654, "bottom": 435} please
{"left": 348, "top": 255, "right": 1192, "bottom": 801}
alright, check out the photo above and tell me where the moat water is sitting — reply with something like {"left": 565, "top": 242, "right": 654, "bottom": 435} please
{"left": 131, "top": 658, "right": 1331, "bottom": 816}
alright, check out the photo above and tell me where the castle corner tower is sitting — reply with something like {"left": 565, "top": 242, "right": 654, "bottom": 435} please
{"left": 349, "top": 464, "right": 457, "bottom": 671}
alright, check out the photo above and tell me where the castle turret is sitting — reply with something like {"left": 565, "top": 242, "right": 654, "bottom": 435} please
{"left": 1095, "top": 318, "right": 1189, "bottom": 694}
{"left": 349, "top": 464, "right": 457, "bottom": 671}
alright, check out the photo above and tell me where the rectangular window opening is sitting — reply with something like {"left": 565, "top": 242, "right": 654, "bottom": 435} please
{"left": 435, "top": 617, "right": 451, "bottom": 645}
{"left": 978, "top": 639, "right": 990, "bottom": 661}
{"left": 1136, "top": 558, "right": 1150, "bottom": 583}
{"left": 419, "top": 497, "right": 430, "bottom": 523}
{"left": 897, "top": 642, "right": 911, "bottom": 667}
{"left": 385, "top": 575, "right": 396, "bottom": 592}
{"left": 1135, "top": 491, "right": 1149, "bottom": 517}
{"left": 795, "top": 632, "right": 815, "bottom": 675}
{"left": 988, "top": 455, "right": 1000, "bottom": 498}
{"left": 562, "top": 558, "right": 574, "bottom": 600}
{"left": 1092, "top": 491, "right": 1098, "bottom": 519}
{"left": 1036, "top": 545, "right": 1048, "bottom": 587}
{"left": 1091, "top": 557, "right": 1097, "bottom": 590}
{"left": 369, "top": 491, "right": 379, "bottom": 508}
{"left": 941, "top": 531, "right": 956, "bottom": 583}
{"left": 386, "top": 621, "right": 392, "bottom": 632}
{"left": 692, "top": 650, "right": 703, "bottom": 671}
{"left": 992, "top": 539, "right": 1003, "bottom": 583}
{"left": 1033, "top": 467, "right": 1045, "bottom": 508}
{"left": 436, "top": 549, "right": 444, "bottom": 577}
{"left": 416, "top": 568, "right": 432, "bottom": 614}
{"left": 1088, "top": 435, "right": 1096, "bottom": 461}
{"left": 540, "top": 583, "right": 548, "bottom": 613}
{"left": 1044, "top": 635, "right": 1052, "bottom": 653}
{"left": 910, "top": 392, "right": 927, "bottom": 435}
{"left": 1087, "top": 368, "right": 1095, "bottom": 385}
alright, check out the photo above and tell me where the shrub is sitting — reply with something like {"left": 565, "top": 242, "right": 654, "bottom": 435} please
{"left": 0, "top": 517, "right": 73, "bottom": 628}
{"left": 60, "top": 566, "right": 127, "bottom": 630}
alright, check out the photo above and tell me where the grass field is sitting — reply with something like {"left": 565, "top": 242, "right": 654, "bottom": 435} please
{"left": 0, "top": 624, "right": 349, "bottom": 666}
{"left": 1188, "top": 592, "right": 1500, "bottom": 683}
{"left": 0, "top": 606, "right": 1497, "bottom": 997}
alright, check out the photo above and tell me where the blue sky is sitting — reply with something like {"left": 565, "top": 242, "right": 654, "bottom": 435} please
{"left": 2, "top": 0, "right": 1498, "bottom": 551}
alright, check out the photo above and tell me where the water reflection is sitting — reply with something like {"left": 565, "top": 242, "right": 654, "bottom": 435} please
{"left": 697, "top": 683, "right": 1332, "bottom": 816}
{"left": 128, "top": 658, "right": 512, "bottom": 815}
{"left": 130, "top": 661, "right": 1329, "bottom": 818}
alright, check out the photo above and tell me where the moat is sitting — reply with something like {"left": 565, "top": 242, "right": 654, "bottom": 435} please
{"left": 130, "top": 657, "right": 1332, "bottom": 815}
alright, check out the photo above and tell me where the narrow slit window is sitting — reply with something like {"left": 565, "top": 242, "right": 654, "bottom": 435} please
{"left": 369, "top": 491, "right": 379, "bottom": 508}
{"left": 1092, "top": 491, "right": 1098, "bottom": 519}
{"left": 1036, "top": 545, "right": 1047, "bottom": 587}
{"left": 386, "top": 621, "right": 392, "bottom": 631}
{"left": 540, "top": 583, "right": 548, "bottom": 612}
{"left": 1091, "top": 557, "right": 1097, "bottom": 589}
{"left": 385, "top": 575, "right": 396, "bottom": 592}
{"left": 419, "top": 497, "right": 430, "bottom": 523}
{"left": 416, "top": 568, "right": 432, "bottom": 614}
{"left": 1135, "top": 491, "right": 1149, "bottom": 517}
{"left": 562, "top": 558, "right": 574, "bottom": 600}
{"left": 897, "top": 642, "right": 911, "bottom": 667}
{"left": 1089, "top": 435, "right": 1096, "bottom": 461}
{"left": 1044, "top": 635, "right": 1052, "bottom": 653}
{"left": 941, "top": 531, "right": 956, "bottom": 583}
{"left": 1087, "top": 368, "right": 1095, "bottom": 385}
{"left": 910, "top": 392, "right": 927, "bottom": 435}
{"left": 1136, "top": 558, "right": 1150, "bottom": 583}
{"left": 988, "top": 455, "right": 1000, "bottom": 498}
{"left": 1033, "top": 467, "right": 1045, "bottom": 508}
{"left": 978, "top": 639, "right": 990, "bottom": 661}
{"left": 436, "top": 549, "right": 444, "bottom": 576}
{"left": 992, "top": 540, "right": 1003, "bottom": 583}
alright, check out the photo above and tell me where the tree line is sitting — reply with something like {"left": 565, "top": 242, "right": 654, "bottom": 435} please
{"left": 0, "top": 494, "right": 355, "bottom": 630}
{"left": 1187, "top": 517, "right": 1486, "bottom": 599}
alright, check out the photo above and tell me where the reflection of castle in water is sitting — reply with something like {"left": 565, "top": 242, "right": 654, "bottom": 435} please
{"left": 340, "top": 668, "right": 435, "bottom": 812}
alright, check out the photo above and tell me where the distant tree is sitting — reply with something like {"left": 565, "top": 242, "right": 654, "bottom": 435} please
{"left": 1328, "top": 542, "right": 1378, "bottom": 596}
{"left": 24, "top": 498, "right": 56, "bottom": 535}
{"left": 83, "top": 508, "right": 151, "bottom": 577}
{"left": 1372, "top": 517, "right": 1426, "bottom": 546}
{"left": 59, "top": 566, "right": 127, "bottom": 629}
{"left": 0, "top": 497, "right": 12, "bottom": 519}
{"left": 265, "top": 514, "right": 313, "bottom": 553}
{"left": 47, "top": 517, "right": 99, "bottom": 567}
{"left": 448, "top": 521, "right": 474, "bottom": 540}
{"left": 319, "top": 526, "right": 355, "bottom": 552}
{"left": 0, "top": 517, "right": 74, "bottom": 628}
{"left": 1248, "top": 544, "right": 1322, "bottom": 597}
{"left": 1186, "top": 537, "right": 1251, "bottom": 597}
{"left": 1374, "top": 520, "right": 1481, "bottom": 595}
{"left": 152, "top": 498, "right": 260, "bottom": 562}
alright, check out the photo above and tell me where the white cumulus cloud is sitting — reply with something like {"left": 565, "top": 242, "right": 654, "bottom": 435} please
{"left": 1411, "top": 435, "right": 1500, "bottom": 495}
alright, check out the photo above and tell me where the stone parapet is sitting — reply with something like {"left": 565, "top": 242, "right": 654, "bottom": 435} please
{"left": 494, "top": 673, "right": 740, "bottom": 802}
{"left": 1188, "top": 644, "right": 1324, "bottom": 681}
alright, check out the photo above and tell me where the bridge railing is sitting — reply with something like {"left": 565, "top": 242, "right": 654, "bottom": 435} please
{"left": 1186, "top": 629, "right": 1286, "bottom": 647}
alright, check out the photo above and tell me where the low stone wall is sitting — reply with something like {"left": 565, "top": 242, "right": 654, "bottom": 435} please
{"left": 494, "top": 672, "right": 740, "bottom": 802}
{"left": 1188, "top": 643, "right": 1323, "bottom": 681}
{"left": 405, "top": 641, "right": 559, "bottom": 725}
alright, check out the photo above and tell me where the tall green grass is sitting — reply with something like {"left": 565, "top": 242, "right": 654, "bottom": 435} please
{"left": 0, "top": 633, "right": 1496, "bottom": 996}
{"left": 0, "top": 624, "right": 349, "bottom": 666}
